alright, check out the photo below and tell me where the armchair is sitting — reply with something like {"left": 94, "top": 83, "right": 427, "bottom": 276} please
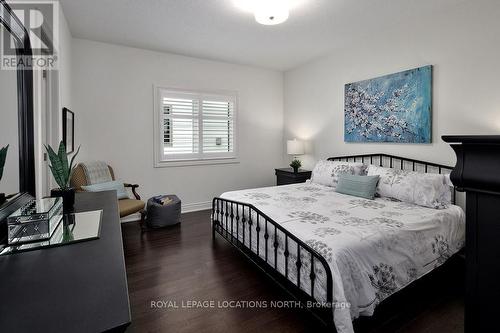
{"left": 70, "top": 164, "right": 146, "bottom": 225}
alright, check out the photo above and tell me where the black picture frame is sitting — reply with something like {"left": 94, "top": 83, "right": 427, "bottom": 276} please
{"left": 0, "top": 0, "right": 36, "bottom": 245}
{"left": 62, "top": 107, "right": 75, "bottom": 153}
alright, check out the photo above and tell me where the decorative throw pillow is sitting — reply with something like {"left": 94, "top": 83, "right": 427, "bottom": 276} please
{"left": 336, "top": 174, "right": 380, "bottom": 200}
{"left": 81, "top": 180, "right": 129, "bottom": 200}
{"left": 367, "top": 165, "right": 451, "bottom": 209}
{"left": 310, "top": 160, "right": 366, "bottom": 188}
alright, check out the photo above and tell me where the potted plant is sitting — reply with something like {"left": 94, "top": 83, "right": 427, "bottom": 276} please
{"left": 290, "top": 159, "right": 302, "bottom": 173}
{"left": 45, "top": 141, "right": 80, "bottom": 213}
{"left": 0, "top": 145, "right": 8, "bottom": 205}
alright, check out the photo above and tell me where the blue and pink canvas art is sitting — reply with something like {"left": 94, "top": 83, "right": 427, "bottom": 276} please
{"left": 344, "top": 66, "right": 432, "bottom": 143}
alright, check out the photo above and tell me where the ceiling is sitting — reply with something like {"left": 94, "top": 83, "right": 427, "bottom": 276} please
{"left": 59, "top": 0, "right": 467, "bottom": 71}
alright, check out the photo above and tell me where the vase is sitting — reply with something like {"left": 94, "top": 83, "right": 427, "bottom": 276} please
{"left": 0, "top": 193, "right": 5, "bottom": 205}
{"left": 62, "top": 214, "right": 75, "bottom": 242}
{"left": 51, "top": 188, "right": 75, "bottom": 214}
{"left": 293, "top": 166, "right": 299, "bottom": 173}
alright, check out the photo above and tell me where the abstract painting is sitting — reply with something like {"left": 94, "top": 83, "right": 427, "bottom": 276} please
{"left": 344, "top": 65, "right": 432, "bottom": 143}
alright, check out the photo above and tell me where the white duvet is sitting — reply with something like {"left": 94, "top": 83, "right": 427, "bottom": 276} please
{"left": 218, "top": 182, "right": 465, "bottom": 333}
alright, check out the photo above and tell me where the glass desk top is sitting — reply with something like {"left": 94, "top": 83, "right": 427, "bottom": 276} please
{"left": 0, "top": 210, "right": 102, "bottom": 256}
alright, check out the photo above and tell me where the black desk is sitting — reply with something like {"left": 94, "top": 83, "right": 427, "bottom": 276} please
{"left": 0, "top": 191, "right": 131, "bottom": 332}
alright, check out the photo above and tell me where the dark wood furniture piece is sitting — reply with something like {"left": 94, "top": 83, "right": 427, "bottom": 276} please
{"left": 442, "top": 135, "right": 500, "bottom": 333}
{"left": 0, "top": 191, "right": 131, "bottom": 332}
{"left": 213, "top": 154, "right": 457, "bottom": 330}
{"left": 275, "top": 168, "right": 312, "bottom": 185}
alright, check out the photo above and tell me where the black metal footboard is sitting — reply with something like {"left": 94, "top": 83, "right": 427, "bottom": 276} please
{"left": 211, "top": 197, "right": 335, "bottom": 327}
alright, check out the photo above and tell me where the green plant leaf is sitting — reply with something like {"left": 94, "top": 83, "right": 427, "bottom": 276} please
{"left": 58, "top": 141, "right": 69, "bottom": 185}
{"left": 49, "top": 165, "right": 64, "bottom": 188}
{"left": 46, "top": 144, "right": 66, "bottom": 189}
{"left": 290, "top": 159, "right": 302, "bottom": 169}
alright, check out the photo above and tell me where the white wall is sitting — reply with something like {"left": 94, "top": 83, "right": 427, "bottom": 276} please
{"left": 72, "top": 39, "right": 284, "bottom": 210}
{"left": 284, "top": 1, "right": 500, "bottom": 169}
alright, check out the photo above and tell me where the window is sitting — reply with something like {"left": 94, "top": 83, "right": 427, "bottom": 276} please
{"left": 154, "top": 87, "right": 238, "bottom": 166}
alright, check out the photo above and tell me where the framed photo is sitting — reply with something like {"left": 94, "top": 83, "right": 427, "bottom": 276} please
{"left": 62, "top": 107, "right": 75, "bottom": 153}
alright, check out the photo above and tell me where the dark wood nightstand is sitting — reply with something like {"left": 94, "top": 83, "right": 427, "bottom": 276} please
{"left": 275, "top": 168, "right": 312, "bottom": 186}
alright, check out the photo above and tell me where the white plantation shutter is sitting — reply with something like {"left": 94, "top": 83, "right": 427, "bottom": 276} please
{"left": 157, "top": 88, "right": 237, "bottom": 162}
{"left": 202, "top": 98, "right": 234, "bottom": 156}
{"left": 161, "top": 94, "right": 199, "bottom": 158}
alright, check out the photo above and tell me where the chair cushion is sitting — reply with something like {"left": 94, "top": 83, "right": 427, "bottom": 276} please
{"left": 118, "top": 199, "right": 145, "bottom": 217}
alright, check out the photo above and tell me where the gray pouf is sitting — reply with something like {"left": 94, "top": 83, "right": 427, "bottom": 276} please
{"left": 146, "top": 195, "right": 181, "bottom": 228}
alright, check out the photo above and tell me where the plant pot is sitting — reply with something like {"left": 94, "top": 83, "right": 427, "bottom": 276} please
{"left": 62, "top": 214, "right": 76, "bottom": 242}
{"left": 0, "top": 193, "right": 5, "bottom": 205}
{"left": 51, "top": 188, "right": 75, "bottom": 214}
{"left": 293, "top": 166, "right": 299, "bottom": 173}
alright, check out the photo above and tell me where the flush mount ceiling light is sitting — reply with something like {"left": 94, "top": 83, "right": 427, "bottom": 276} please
{"left": 234, "top": 0, "right": 300, "bottom": 25}
{"left": 254, "top": 2, "right": 289, "bottom": 25}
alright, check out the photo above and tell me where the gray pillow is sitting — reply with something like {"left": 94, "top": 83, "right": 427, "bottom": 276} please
{"left": 336, "top": 174, "right": 380, "bottom": 200}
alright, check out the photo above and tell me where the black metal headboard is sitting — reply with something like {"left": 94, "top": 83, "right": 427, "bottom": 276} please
{"left": 327, "top": 153, "right": 457, "bottom": 205}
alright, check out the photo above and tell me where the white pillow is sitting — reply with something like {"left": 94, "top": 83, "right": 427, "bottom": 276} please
{"left": 367, "top": 165, "right": 451, "bottom": 209}
{"left": 310, "top": 160, "right": 366, "bottom": 188}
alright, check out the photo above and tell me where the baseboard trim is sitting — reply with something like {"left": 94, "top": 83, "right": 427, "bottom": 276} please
{"left": 120, "top": 201, "right": 211, "bottom": 224}
{"left": 182, "top": 201, "right": 212, "bottom": 213}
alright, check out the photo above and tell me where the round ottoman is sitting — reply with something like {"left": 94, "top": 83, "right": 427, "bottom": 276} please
{"left": 146, "top": 195, "right": 181, "bottom": 228}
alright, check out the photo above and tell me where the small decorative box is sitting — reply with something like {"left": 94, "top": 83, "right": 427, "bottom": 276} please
{"left": 7, "top": 197, "right": 63, "bottom": 245}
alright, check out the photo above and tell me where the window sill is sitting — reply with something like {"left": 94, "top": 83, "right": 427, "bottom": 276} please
{"left": 154, "top": 157, "right": 240, "bottom": 168}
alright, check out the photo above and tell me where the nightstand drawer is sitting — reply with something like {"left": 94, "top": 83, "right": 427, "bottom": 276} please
{"left": 275, "top": 168, "right": 312, "bottom": 186}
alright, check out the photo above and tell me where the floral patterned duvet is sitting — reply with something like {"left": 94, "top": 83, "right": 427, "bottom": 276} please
{"left": 219, "top": 182, "right": 465, "bottom": 333}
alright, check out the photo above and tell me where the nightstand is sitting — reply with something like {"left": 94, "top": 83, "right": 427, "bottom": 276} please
{"left": 275, "top": 168, "right": 312, "bottom": 186}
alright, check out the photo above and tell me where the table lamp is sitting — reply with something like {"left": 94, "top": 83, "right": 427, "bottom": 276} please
{"left": 287, "top": 139, "right": 304, "bottom": 173}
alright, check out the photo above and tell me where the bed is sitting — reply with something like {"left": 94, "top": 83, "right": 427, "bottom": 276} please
{"left": 211, "top": 154, "right": 465, "bottom": 333}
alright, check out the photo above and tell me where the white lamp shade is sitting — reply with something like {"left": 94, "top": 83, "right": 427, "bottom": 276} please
{"left": 287, "top": 139, "right": 304, "bottom": 155}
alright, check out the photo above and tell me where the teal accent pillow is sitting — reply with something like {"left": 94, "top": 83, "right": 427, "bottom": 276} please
{"left": 336, "top": 174, "right": 380, "bottom": 200}
{"left": 81, "top": 180, "right": 129, "bottom": 199}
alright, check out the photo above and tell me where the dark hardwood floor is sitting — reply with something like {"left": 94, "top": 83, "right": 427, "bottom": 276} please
{"left": 121, "top": 210, "right": 464, "bottom": 333}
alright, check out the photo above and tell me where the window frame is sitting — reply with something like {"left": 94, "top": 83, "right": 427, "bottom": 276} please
{"left": 153, "top": 86, "right": 239, "bottom": 168}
